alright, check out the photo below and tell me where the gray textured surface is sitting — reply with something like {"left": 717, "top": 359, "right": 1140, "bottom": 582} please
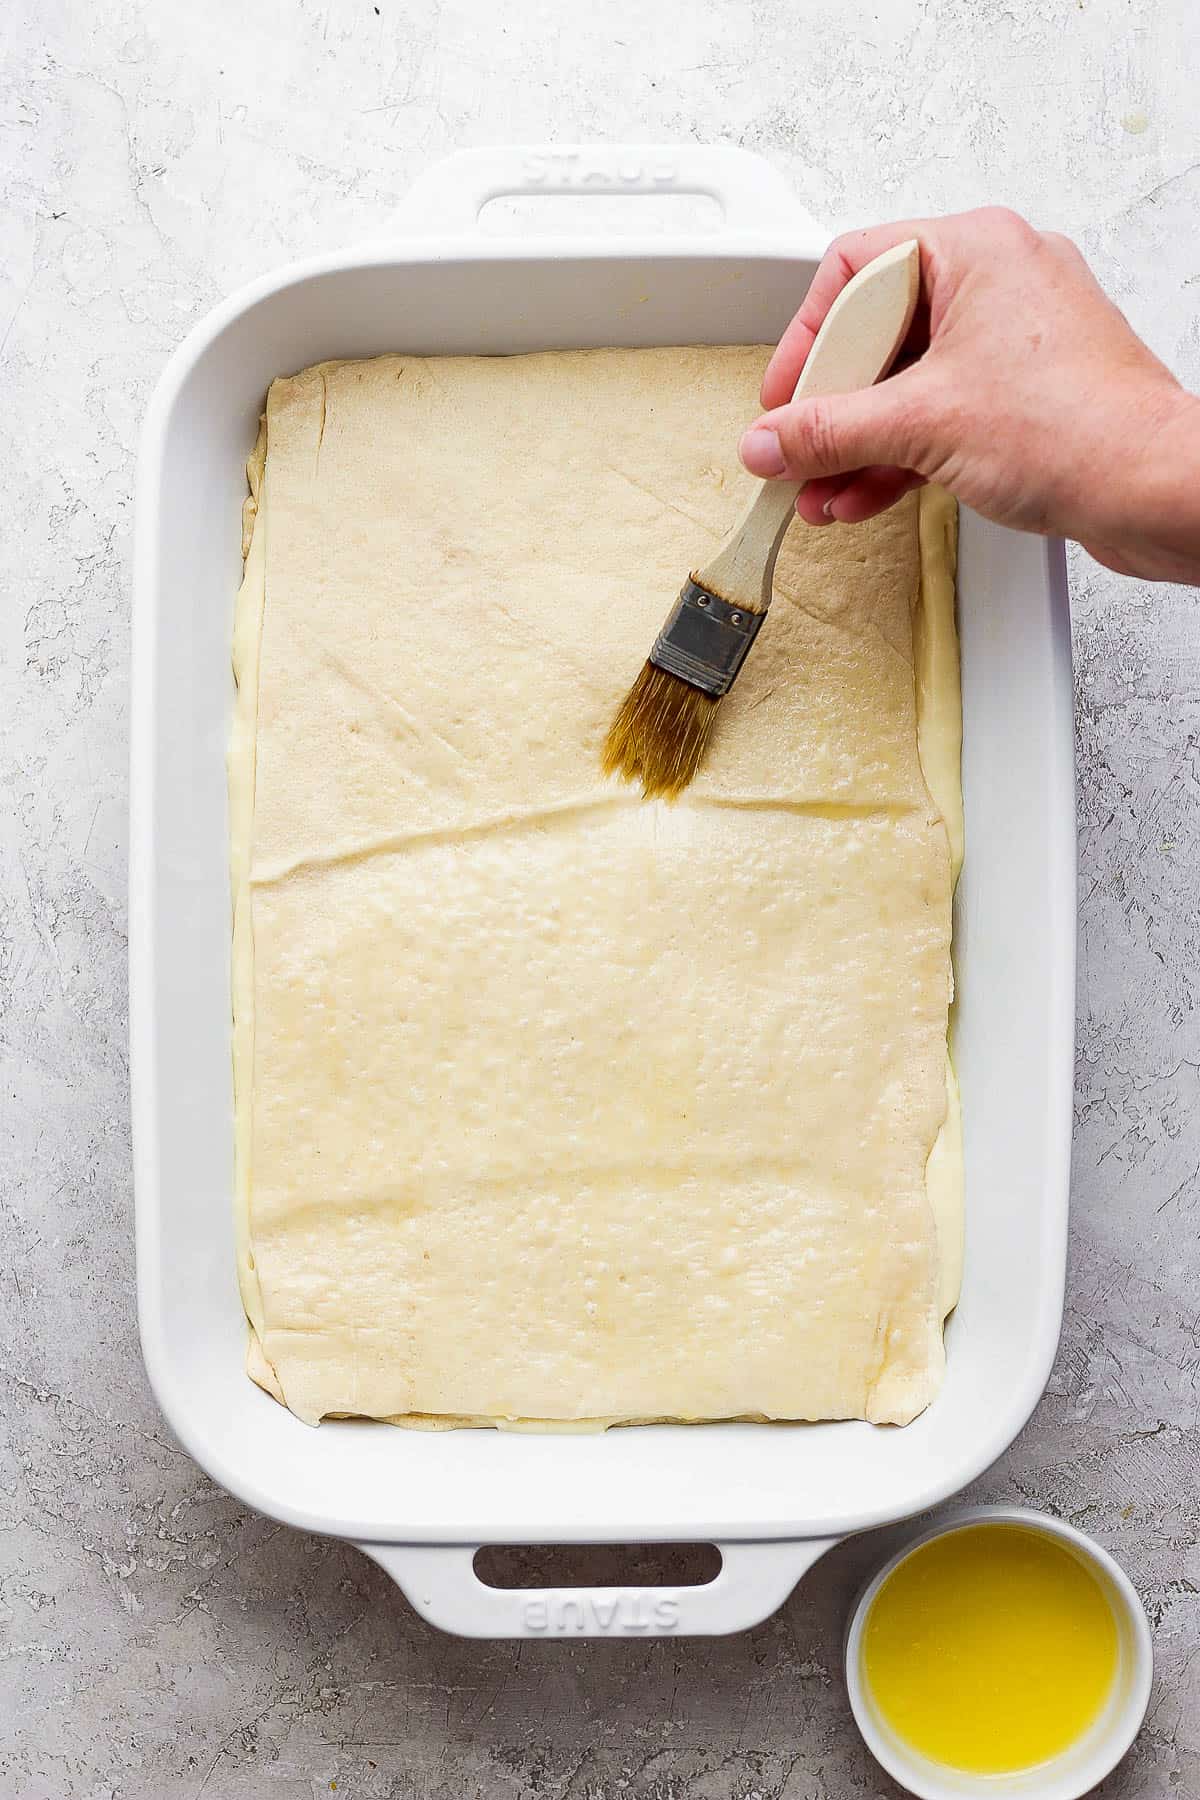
{"left": 3, "top": 1, "right": 1199, "bottom": 1795}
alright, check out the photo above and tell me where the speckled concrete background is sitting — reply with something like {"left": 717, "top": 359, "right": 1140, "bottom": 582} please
{"left": 3, "top": 1, "right": 1199, "bottom": 1795}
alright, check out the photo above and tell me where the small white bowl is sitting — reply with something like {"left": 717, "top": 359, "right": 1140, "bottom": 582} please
{"left": 844, "top": 1505, "right": 1153, "bottom": 1800}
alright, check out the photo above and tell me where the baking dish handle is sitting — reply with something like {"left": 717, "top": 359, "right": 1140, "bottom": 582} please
{"left": 399, "top": 143, "right": 822, "bottom": 240}
{"left": 357, "top": 1537, "right": 837, "bottom": 1638}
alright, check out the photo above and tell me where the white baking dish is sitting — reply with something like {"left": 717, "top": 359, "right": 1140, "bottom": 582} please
{"left": 132, "top": 145, "right": 1075, "bottom": 1638}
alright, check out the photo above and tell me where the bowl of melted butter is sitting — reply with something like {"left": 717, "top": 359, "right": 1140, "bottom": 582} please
{"left": 845, "top": 1506, "right": 1152, "bottom": 1800}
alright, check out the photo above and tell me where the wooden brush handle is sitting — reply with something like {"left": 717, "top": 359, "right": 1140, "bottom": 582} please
{"left": 699, "top": 238, "right": 921, "bottom": 610}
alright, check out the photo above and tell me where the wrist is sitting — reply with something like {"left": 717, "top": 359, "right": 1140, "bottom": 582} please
{"left": 1089, "top": 385, "right": 1200, "bottom": 583}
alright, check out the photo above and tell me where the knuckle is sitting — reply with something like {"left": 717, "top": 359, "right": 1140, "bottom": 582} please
{"left": 881, "top": 393, "right": 921, "bottom": 463}
{"left": 821, "top": 232, "right": 860, "bottom": 283}
{"left": 887, "top": 375, "right": 944, "bottom": 469}
{"left": 973, "top": 204, "right": 1037, "bottom": 243}
{"left": 824, "top": 227, "right": 863, "bottom": 258}
{"left": 784, "top": 397, "right": 841, "bottom": 473}
{"left": 882, "top": 394, "right": 926, "bottom": 468}
{"left": 1041, "top": 228, "right": 1086, "bottom": 265}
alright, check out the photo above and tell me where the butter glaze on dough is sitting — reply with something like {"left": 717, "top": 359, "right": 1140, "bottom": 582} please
{"left": 231, "top": 348, "right": 962, "bottom": 1430}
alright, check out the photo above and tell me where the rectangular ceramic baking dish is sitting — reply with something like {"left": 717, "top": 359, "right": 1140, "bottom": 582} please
{"left": 132, "top": 145, "right": 1075, "bottom": 1638}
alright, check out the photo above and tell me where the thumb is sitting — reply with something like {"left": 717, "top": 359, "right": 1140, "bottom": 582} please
{"left": 739, "top": 370, "right": 931, "bottom": 483}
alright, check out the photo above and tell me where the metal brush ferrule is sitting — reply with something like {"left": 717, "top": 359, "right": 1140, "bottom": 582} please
{"left": 648, "top": 579, "right": 765, "bottom": 698}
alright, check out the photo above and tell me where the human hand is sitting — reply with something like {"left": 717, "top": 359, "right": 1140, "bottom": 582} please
{"left": 739, "top": 208, "right": 1200, "bottom": 584}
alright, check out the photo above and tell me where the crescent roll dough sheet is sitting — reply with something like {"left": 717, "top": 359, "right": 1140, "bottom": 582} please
{"left": 231, "top": 347, "right": 962, "bottom": 1430}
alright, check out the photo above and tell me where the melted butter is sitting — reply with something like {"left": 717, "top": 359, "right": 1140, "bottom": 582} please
{"left": 862, "top": 1523, "right": 1120, "bottom": 1775}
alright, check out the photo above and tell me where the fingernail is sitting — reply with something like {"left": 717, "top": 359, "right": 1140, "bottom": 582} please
{"left": 822, "top": 495, "right": 838, "bottom": 518}
{"left": 739, "top": 428, "right": 786, "bottom": 477}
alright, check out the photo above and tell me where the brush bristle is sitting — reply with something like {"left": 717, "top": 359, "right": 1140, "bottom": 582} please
{"left": 601, "top": 662, "right": 720, "bottom": 800}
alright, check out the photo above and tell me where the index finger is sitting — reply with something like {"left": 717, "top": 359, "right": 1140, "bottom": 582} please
{"left": 760, "top": 220, "right": 936, "bottom": 410}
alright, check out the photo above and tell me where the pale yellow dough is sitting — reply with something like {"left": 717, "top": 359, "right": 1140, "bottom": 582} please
{"left": 231, "top": 348, "right": 962, "bottom": 1429}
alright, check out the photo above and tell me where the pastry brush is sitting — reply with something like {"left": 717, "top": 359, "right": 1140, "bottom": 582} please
{"left": 602, "top": 238, "right": 921, "bottom": 799}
